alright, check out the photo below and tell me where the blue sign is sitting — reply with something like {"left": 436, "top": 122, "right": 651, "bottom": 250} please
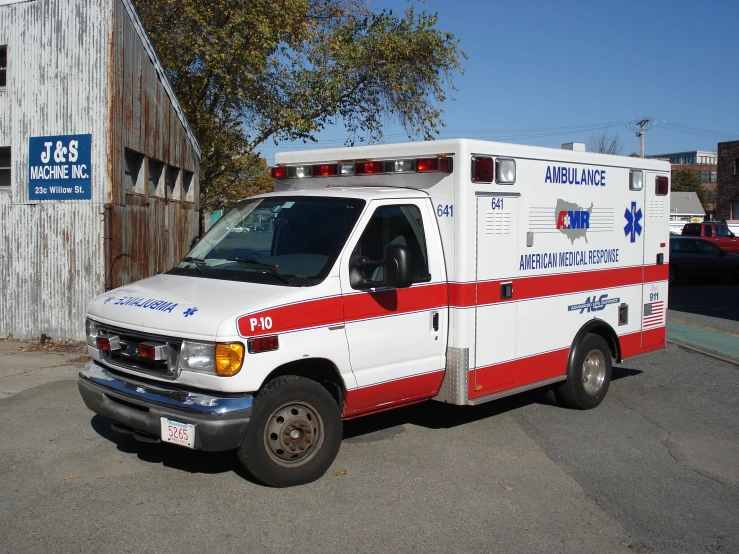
{"left": 28, "top": 134, "right": 92, "bottom": 200}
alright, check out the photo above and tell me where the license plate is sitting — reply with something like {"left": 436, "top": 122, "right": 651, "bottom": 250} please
{"left": 160, "top": 418, "right": 195, "bottom": 449}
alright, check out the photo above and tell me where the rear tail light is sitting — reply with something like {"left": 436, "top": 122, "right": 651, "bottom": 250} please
{"left": 416, "top": 157, "right": 452, "bottom": 173}
{"left": 355, "top": 161, "right": 384, "bottom": 175}
{"left": 96, "top": 336, "right": 120, "bottom": 352}
{"left": 472, "top": 156, "right": 494, "bottom": 183}
{"left": 247, "top": 335, "right": 279, "bottom": 354}
{"left": 656, "top": 176, "right": 669, "bottom": 196}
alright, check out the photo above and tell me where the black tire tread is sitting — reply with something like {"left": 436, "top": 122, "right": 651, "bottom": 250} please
{"left": 237, "top": 375, "right": 341, "bottom": 487}
{"left": 556, "top": 333, "right": 612, "bottom": 410}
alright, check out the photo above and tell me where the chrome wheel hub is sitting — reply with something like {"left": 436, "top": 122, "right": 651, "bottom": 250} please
{"left": 582, "top": 349, "right": 606, "bottom": 396}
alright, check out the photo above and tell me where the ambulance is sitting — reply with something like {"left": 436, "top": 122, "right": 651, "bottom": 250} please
{"left": 78, "top": 139, "right": 670, "bottom": 487}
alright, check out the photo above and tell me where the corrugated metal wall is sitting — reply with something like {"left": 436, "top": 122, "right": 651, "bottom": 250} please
{"left": 0, "top": 0, "right": 200, "bottom": 340}
{"left": 0, "top": 0, "right": 110, "bottom": 340}
{"left": 109, "top": 0, "right": 200, "bottom": 287}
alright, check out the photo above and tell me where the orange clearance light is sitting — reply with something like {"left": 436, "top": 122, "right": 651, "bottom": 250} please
{"left": 247, "top": 335, "right": 279, "bottom": 354}
{"left": 312, "top": 164, "right": 338, "bottom": 177}
{"left": 355, "top": 161, "right": 384, "bottom": 175}
{"left": 474, "top": 384, "right": 483, "bottom": 391}
{"left": 416, "top": 157, "right": 452, "bottom": 173}
{"left": 271, "top": 166, "right": 288, "bottom": 179}
{"left": 215, "top": 343, "right": 245, "bottom": 376}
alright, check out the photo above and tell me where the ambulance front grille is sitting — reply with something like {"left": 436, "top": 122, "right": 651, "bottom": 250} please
{"left": 96, "top": 323, "right": 182, "bottom": 379}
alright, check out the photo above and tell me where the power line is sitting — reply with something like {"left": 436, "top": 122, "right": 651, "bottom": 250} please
{"left": 627, "top": 118, "right": 655, "bottom": 158}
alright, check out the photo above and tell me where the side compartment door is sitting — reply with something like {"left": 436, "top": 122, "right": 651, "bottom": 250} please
{"left": 641, "top": 173, "right": 668, "bottom": 347}
{"left": 473, "top": 194, "right": 519, "bottom": 395}
{"left": 339, "top": 199, "right": 447, "bottom": 416}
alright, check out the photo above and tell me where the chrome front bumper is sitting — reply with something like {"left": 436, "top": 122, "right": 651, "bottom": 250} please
{"left": 78, "top": 361, "right": 253, "bottom": 451}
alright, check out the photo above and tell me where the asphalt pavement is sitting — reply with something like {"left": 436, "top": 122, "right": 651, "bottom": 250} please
{"left": 0, "top": 283, "right": 737, "bottom": 553}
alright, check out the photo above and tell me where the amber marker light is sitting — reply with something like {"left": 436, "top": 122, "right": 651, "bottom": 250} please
{"left": 215, "top": 343, "right": 245, "bottom": 376}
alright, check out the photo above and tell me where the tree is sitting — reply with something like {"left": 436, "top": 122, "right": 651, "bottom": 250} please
{"left": 671, "top": 169, "right": 701, "bottom": 193}
{"left": 134, "top": 0, "right": 465, "bottom": 211}
{"left": 587, "top": 131, "right": 624, "bottom": 155}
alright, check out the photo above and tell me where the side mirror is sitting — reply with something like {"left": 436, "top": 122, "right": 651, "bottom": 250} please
{"left": 348, "top": 244, "right": 413, "bottom": 290}
{"left": 382, "top": 244, "right": 413, "bottom": 289}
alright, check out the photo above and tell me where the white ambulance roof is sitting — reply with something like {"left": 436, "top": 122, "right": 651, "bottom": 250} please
{"left": 274, "top": 138, "right": 670, "bottom": 172}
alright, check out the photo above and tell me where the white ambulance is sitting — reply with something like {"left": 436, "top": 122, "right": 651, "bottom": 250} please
{"left": 79, "top": 139, "right": 670, "bottom": 487}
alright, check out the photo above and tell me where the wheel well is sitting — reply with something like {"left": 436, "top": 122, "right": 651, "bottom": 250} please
{"left": 261, "top": 358, "right": 346, "bottom": 408}
{"left": 570, "top": 320, "right": 622, "bottom": 365}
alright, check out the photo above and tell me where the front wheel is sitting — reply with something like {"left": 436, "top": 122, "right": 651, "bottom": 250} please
{"left": 237, "top": 376, "right": 342, "bottom": 487}
{"left": 555, "top": 333, "right": 612, "bottom": 410}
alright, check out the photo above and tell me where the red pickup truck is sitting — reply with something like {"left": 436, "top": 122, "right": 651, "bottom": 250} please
{"left": 681, "top": 222, "right": 739, "bottom": 253}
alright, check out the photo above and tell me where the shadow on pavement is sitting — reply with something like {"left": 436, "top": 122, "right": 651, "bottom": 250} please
{"left": 669, "top": 282, "right": 739, "bottom": 322}
{"left": 90, "top": 415, "right": 255, "bottom": 481}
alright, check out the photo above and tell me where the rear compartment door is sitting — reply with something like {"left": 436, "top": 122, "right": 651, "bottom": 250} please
{"left": 473, "top": 194, "right": 519, "bottom": 394}
{"left": 641, "top": 172, "right": 668, "bottom": 347}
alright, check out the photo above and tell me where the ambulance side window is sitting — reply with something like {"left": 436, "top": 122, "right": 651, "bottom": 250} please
{"left": 352, "top": 204, "right": 430, "bottom": 285}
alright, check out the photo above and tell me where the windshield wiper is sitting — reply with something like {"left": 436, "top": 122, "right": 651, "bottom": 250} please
{"left": 226, "top": 258, "right": 291, "bottom": 284}
{"left": 180, "top": 256, "right": 207, "bottom": 275}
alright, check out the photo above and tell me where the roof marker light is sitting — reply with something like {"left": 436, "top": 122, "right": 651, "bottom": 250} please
{"left": 471, "top": 156, "right": 494, "bottom": 183}
{"left": 271, "top": 166, "right": 287, "bottom": 179}
{"left": 312, "top": 164, "right": 338, "bottom": 177}
{"left": 355, "top": 161, "right": 384, "bottom": 175}
{"left": 416, "top": 157, "right": 452, "bottom": 173}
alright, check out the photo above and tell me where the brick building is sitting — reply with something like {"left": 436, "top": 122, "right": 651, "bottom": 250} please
{"left": 648, "top": 150, "right": 717, "bottom": 216}
{"left": 716, "top": 140, "right": 739, "bottom": 221}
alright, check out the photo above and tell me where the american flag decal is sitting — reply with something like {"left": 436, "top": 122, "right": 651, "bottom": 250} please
{"left": 643, "top": 301, "right": 664, "bottom": 328}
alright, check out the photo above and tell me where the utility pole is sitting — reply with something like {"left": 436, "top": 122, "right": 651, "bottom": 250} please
{"left": 627, "top": 118, "right": 655, "bottom": 158}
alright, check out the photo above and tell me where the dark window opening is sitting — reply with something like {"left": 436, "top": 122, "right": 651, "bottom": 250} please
{"left": 0, "top": 147, "right": 10, "bottom": 188}
{"left": 148, "top": 159, "right": 164, "bottom": 196}
{"left": 124, "top": 149, "right": 143, "bottom": 191}
{"left": 182, "top": 170, "right": 194, "bottom": 200}
{"left": 0, "top": 46, "right": 7, "bottom": 88}
{"left": 166, "top": 166, "right": 179, "bottom": 198}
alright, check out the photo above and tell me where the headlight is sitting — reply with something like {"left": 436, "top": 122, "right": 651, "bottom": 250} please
{"left": 178, "top": 341, "right": 215, "bottom": 373}
{"left": 178, "top": 341, "right": 244, "bottom": 377}
{"left": 86, "top": 319, "right": 99, "bottom": 347}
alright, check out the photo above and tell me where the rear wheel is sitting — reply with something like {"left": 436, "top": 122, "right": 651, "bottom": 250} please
{"left": 237, "top": 375, "right": 342, "bottom": 487}
{"left": 669, "top": 267, "right": 677, "bottom": 284}
{"left": 556, "top": 333, "right": 612, "bottom": 410}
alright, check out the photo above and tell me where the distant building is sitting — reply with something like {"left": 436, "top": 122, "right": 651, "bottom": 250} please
{"left": 649, "top": 150, "right": 717, "bottom": 216}
{"left": 0, "top": 0, "right": 201, "bottom": 340}
{"left": 669, "top": 191, "right": 705, "bottom": 233}
{"left": 716, "top": 140, "right": 739, "bottom": 221}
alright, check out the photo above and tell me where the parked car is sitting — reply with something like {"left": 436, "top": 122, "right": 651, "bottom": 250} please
{"left": 669, "top": 237, "right": 739, "bottom": 284}
{"left": 681, "top": 222, "right": 739, "bottom": 253}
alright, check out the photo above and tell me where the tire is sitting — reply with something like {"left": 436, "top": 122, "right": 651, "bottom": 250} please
{"left": 237, "top": 375, "right": 342, "bottom": 487}
{"left": 669, "top": 267, "right": 677, "bottom": 285}
{"left": 556, "top": 333, "right": 612, "bottom": 410}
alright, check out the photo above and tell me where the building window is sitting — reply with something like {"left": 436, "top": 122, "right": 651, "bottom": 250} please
{"left": 710, "top": 171, "right": 716, "bottom": 183}
{"left": 0, "top": 147, "right": 10, "bottom": 187}
{"left": 148, "top": 159, "right": 164, "bottom": 197}
{"left": 182, "top": 170, "right": 194, "bottom": 202}
{"left": 735, "top": 159, "right": 739, "bottom": 175}
{"left": 166, "top": 166, "right": 179, "bottom": 199}
{"left": 124, "top": 149, "right": 144, "bottom": 192}
{"left": 0, "top": 46, "right": 6, "bottom": 88}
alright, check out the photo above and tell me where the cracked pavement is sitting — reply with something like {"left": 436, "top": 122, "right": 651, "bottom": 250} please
{"left": 1, "top": 337, "right": 737, "bottom": 553}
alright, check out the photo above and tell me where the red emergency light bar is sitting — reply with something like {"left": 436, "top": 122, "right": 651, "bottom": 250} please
{"left": 271, "top": 156, "right": 453, "bottom": 179}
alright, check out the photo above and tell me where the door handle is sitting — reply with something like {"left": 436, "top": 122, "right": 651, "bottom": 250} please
{"left": 432, "top": 312, "right": 439, "bottom": 332}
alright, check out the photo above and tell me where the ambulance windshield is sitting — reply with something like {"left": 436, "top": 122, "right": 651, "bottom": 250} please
{"left": 168, "top": 196, "right": 365, "bottom": 286}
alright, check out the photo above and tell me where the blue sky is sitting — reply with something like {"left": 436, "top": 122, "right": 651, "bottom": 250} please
{"left": 258, "top": 0, "right": 739, "bottom": 164}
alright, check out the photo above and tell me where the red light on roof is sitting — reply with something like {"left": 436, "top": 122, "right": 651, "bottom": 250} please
{"left": 355, "top": 161, "right": 384, "bottom": 175}
{"left": 416, "top": 157, "right": 452, "bottom": 173}
{"left": 472, "top": 156, "right": 494, "bottom": 183}
{"left": 248, "top": 335, "right": 279, "bottom": 354}
{"left": 271, "top": 166, "right": 288, "bottom": 179}
{"left": 312, "top": 164, "right": 338, "bottom": 177}
{"left": 656, "top": 176, "right": 669, "bottom": 196}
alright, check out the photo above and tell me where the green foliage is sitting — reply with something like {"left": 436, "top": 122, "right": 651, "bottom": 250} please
{"left": 134, "top": 0, "right": 464, "bottom": 210}
{"left": 671, "top": 169, "right": 702, "bottom": 192}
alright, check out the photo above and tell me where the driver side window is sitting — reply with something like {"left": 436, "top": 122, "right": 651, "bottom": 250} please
{"left": 352, "top": 204, "right": 430, "bottom": 286}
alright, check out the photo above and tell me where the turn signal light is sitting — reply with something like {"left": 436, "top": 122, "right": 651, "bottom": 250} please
{"left": 247, "top": 335, "right": 279, "bottom": 354}
{"left": 215, "top": 343, "right": 245, "bottom": 376}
